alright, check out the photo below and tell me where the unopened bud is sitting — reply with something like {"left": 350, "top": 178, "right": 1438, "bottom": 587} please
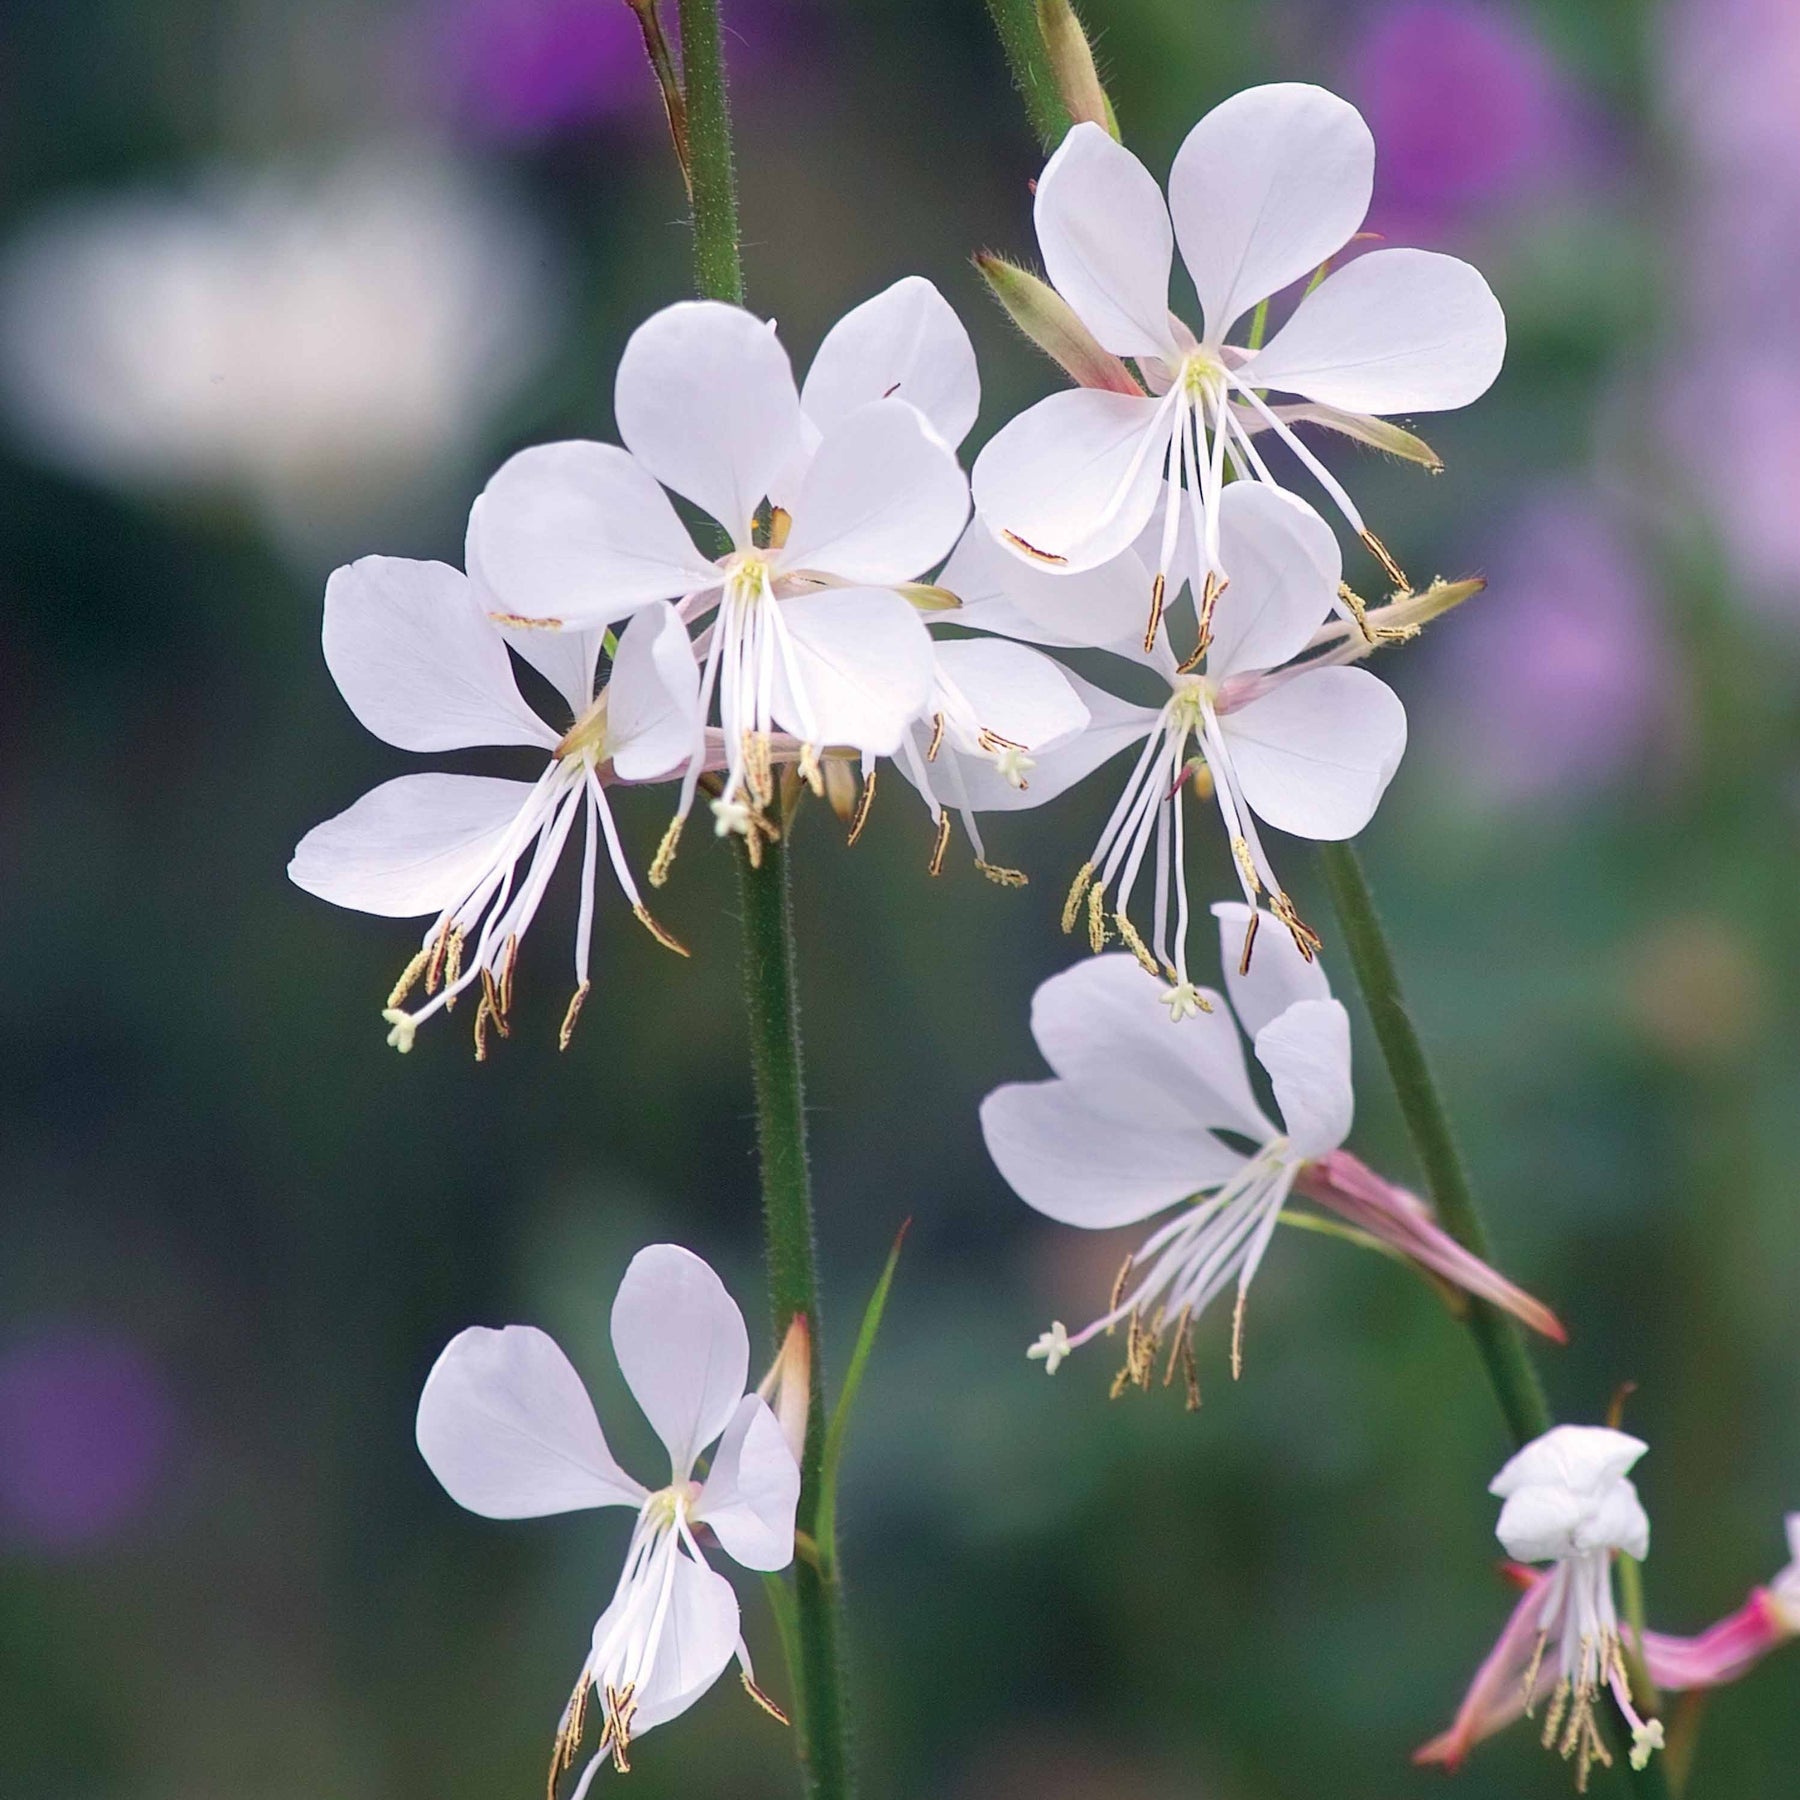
{"left": 756, "top": 1314, "right": 812, "bottom": 1465}
{"left": 1263, "top": 402, "right": 1443, "bottom": 472}
{"left": 895, "top": 582, "right": 962, "bottom": 612}
{"left": 975, "top": 253, "right": 1144, "bottom": 397}
{"left": 1037, "top": 0, "right": 1118, "bottom": 140}
{"left": 1363, "top": 574, "right": 1486, "bottom": 640}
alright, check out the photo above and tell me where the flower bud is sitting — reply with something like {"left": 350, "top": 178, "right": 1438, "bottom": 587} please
{"left": 1036, "top": 0, "right": 1119, "bottom": 140}
{"left": 756, "top": 1313, "right": 812, "bottom": 1465}
{"left": 974, "top": 253, "right": 1143, "bottom": 397}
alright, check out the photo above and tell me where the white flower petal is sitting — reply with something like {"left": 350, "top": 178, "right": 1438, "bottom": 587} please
{"left": 1168, "top": 82, "right": 1374, "bottom": 342}
{"left": 611, "top": 1245, "right": 750, "bottom": 1480}
{"left": 415, "top": 1325, "right": 644, "bottom": 1519}
{"left": 1204, "top": 484, "right": 1341, "bottom": 679}
{"left": 942, "top": 521, "right": 1156, "bottom": 654}
{"left": 899, "top": 669, "right": 1157, "bottom": 814}
{"left": 971, "top": 387, "right": 1169, "bottom": 574}
{"left": 499, "top": 621, "right": 604, "bottom": 723}
{"left": 322, "top": 556, "right": 552, "bottom": 752}
{"left": 931, "top": 637, "right": 1089, "bottom": 750}
{"left": 614, "top": 300, "right": 806, "bottom": 539}
{"left": 772, "top": 589, "right": 934, "bottom": 754}
{"left": 1248, "top": 247, "right": 1506, "bottom": 414}
{"left": 1034, "top": 122, "right": 1177, "bottom": 359}
{"left": 606, "top": 601, "right": 700, "bottom": 781}
{"left": 981, "top": 1081, "right": 1244, "bottom": 1227}
{"left": 1219, "top": 665, "right": 1407, "bottom": 840}
{"left": 1252, "top": 998, "right": 1353, "bottom": 1158}
{"left": 1030, "top": 954, "right": 1273, "bottom": 1139}
{"left": 800, "top": 275, "right": 980, "bottom": 448}
{"left": 1496, "top": 1483, "right": 1590, "bottom": 1565}
{"left": 288, "top": 772, "right": 534, "bottom": 917}
{"left": 467, "top": 440, "right": 713, "bottom": 627}
{"left": 778, "top": 399, "right": 969, "bottom": 585}
{"left": 693, "top": 1395, "right": 799, "bottom": 1572}
{"left": 611, "top": 1555, "right": 741, "bottom": 1734}
{"left": 1210, "top": 902, "right": 1332, "bottom": 1040}
{"left": 1490, "top": 1425, "right": 1649, "bottom": 1499}
{"left": 1582, "top": 1480, "right": 1650, "bottom": 1561}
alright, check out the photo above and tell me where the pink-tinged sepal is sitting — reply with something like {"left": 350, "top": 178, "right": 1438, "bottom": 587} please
{"left": 1415, "top": 1567, "right": 1553, "bottom": 1770}
{"left": 1295, "top": 1149, "right": 1567, "bottom": 1343}
{"left": 1644, "top": 1586, "right": 1795, "bottom": 1691}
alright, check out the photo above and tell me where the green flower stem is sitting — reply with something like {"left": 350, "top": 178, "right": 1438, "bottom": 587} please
{"left": 673, "top": 4, "right": 851, "bottom": 1793}
{"left": 734, "top": 836, "right": 852, "bottom": 1800}
{"left": 983, "top": 0, "right": 1074, "bottom": 150}
{"left": 1318, "top": 842, "right": 1670, "bottom": 1797}
{"left": 1316, "top": 839, "right": 1552, "bottom": 1446}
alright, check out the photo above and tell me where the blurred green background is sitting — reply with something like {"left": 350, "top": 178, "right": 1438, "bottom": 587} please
{"left": 2, "top": 1, "right": 1797, "bottom": 1796}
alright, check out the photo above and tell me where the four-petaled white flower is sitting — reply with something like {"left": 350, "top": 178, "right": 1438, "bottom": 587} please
{"left": 983, "top": 904, "right": 1356, "bottom": 1391}
{"left": 416, "top": 1244, "right": 799, "bottom": 1789}
{"left": 1488, "top": 1424, "right": 1663, "bottom": 1785}
{"left": 971, "top": 85, "right": 1505, "bottom": 627}
{"left": 466, "top": 293, "right": 971, "bottom": 866}
{"left": 949, "top": 482, "right": 1407, "bottom": 991}
{"left": 289, "top": 558, "right": 697, "bottom": 1054}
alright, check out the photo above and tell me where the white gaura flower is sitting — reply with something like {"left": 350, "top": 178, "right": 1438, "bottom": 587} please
{"left": 416, "top": 1244, "right": 799, "bottom": 1789}
{"left": 970, "top": 85, "right": 1505, "bottom": 625}
{"left": 951, "top": 481, "right": 1406, "bottom": 999}
{"left": 1481, "top": 1426, "right": 1664, "bottom": 1786}
{"left": 983, "top": 905, "right": 1561, "bottom": 1392}
{"left": 288, "top": 556, "right": 697, "bottom": 1054}
{"left": 466, "top": 296, "right": 970, "bottom": 867}
{"left": 983, "top": 909, "right": 1353, "bottom": 1390}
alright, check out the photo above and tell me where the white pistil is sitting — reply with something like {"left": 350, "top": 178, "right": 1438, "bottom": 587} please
{"left": 1028, "top": 1322, "right": 1072, "bottom": 1374}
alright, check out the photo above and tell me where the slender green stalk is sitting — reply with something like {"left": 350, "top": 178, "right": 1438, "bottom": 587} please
{"left": 1316, "top": 840, "right": 1553, "bottom": 1446}
{"left": 671, "top": 4, "right": 851, "bottom": 1792}
{"left": 678, "top": 0, "right": 744, "bottom": 304}
{"left": 735, "top": 837, "right": 853, "bottom": 1800}
{"left": 1318, "top": 842, "right": 1671, "bottom": 1798}
{"left": 983, "top": 0, "right": 1073, "bottom": 150}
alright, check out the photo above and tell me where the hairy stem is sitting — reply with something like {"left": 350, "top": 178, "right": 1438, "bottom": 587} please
{"left": 1319, "top": 842, "right": 1670, "bottom": 1797}
{"left": 735, "top": 836, "right": 853, "bottom": 1800}
{"left": 983, "top": 0, "right": 1073, "bottom": 150}
{"left": 672, "top": 4, "right": 850, "bottom": 1792}
{"left": 1317, "top": 840, "right": 1552, "bottom": 1445}
{"left": 678, "top": 0, "right": 744, "bottom": 305}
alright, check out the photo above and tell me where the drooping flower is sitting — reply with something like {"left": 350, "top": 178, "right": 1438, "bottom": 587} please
{"left": 981, "top": 905, "right": 1561, "bottom": 1394}
{"left": 970, "top": 85, "right": 1505, "bottom": 626}
{"left": 947, "top": 481, "right": 1408, "bottom": 995}
{"left": 289, "top": 557, "right": 698, "bottom": 1054}
{"left": 416, "top": 1244, "right": 799, "bottom": 1787}
{"left": 467, "top": 295, "right": 971, "bottom": 864}
{"left": 1418, "top": 1426, "right": 1663, "bottom": 1787}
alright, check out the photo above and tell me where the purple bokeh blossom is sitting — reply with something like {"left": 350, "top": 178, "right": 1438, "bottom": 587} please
{"left": 0, "top": 1322, "right": 177, "bottom": 1553}
{"left": 1430, "top": 492, "right": 1676, "bottom": 807}
{"left": 412, "top": 0, "right": 790, "bottom": 144}
{"left": 1342, "top": 1, "right": 1582, "bottom": 242}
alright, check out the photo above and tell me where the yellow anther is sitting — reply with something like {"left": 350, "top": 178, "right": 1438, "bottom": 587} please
{"left": 649, "top": 815, "right": 684, "bottom": 889}
{"left": 740, "top": 1670, "right": 790, "bottom": 1726}
{"left": 1086, "top": 879, "right": 1109, "bottom": 953}
{"left": 1114, "top": 910, "right": 1159, "bottom": 976}
{"left": 975, "top": 859, "right": 1028, "bottom": 888}
{"left": 633, "top": 903, "right": 690, "bottom": 958}
{"left": 928, "top": 812, "right": 951, "bottom": 877}
{"left": 846, "top": 767, "right": 878, "bottom": 846}
{"left": 558, "top": 981, "right": 591, "bottom": 1052}
{"left": 1359, "top": 527, "right": 1408, "bottom": 590}
{"left": 387, "top": 945, "right": 432, "bottom": 1011}
{"left": 1061, "top": 862, "right": 1095, "bottom": 934}
{"left": 1143, "top": 571, "right": 1166, "bottom": 653}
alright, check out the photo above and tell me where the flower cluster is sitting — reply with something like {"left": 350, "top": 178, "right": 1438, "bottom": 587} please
{"left": 291, "top": 70, "right": 1796, "bottom": 1793}
{"left": 291, "top": 83, "right": 1500, "bottom": 1056}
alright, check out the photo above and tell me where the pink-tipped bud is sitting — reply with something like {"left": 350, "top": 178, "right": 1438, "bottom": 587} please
{"left": 974, "top": 253, "right": 1144, "bottom": 397}
{"left": 1036, "top": 0, "right": 1118, "bottom": 139}
{"left": 756, "top": 1313, "right": 812, "bottom": 1466}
